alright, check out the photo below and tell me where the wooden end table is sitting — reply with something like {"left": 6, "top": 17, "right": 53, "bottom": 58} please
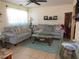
{"left": 0, "top": 49, "right": 13, "bottom": 59}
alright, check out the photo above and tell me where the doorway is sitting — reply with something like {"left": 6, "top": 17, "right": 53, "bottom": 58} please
{"left": 64, "top": 12, "right": 72, "bottom": 39}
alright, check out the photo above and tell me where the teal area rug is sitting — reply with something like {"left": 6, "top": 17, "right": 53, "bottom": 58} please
{"left": 21, "top": 40, "right": 61, "bottom": 54}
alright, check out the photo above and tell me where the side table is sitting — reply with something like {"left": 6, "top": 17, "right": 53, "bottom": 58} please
{"left": 0, "top": 49, "right": 12, "bottom": 59}
{"left": 60, "top": 42, "right": 77, "bottom": 59}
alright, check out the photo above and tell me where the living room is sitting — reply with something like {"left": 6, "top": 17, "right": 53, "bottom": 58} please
{"left": 0, "top": 0, "right": 79, "bottom": 59}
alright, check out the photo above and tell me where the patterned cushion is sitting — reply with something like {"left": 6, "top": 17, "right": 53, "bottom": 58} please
{"left": 4, "top": 26, "right": 30, "bottom": 34}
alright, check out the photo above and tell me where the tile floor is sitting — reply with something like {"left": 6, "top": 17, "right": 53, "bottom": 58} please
{"left": 11, "top": 45, "right": 60, "bottom": 59}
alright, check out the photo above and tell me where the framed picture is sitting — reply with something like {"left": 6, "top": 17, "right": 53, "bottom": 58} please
{"left": 53, "top": 16, "right": 58, "bottom": 20}
{"left": 49, "top": 16, "right": 53, "bottom": 20}
{"left": 44, "top": 16, "right": 48, "bottom": 20}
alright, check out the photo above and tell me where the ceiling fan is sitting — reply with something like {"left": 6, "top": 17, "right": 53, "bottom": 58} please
{"left": 27, "top": 0, "right": 47, "bottom": 5}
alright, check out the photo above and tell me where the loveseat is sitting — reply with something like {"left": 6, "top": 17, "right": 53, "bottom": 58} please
{"left": 33, "top": 24, "right": 64, "bottom": 39}
{"left": 3, "top": 26, "right": 31, "bottom": 45}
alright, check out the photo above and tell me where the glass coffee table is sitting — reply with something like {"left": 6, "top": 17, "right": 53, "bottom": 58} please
{"left": 32, "top": 34, "right": 53, "bottom": 46}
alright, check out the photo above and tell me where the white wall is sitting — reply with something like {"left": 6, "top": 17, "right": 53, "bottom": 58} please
{"left": 73, "top": 0, "right": 77, "bottom": 6}
{"left": 75, "top": 22, "right": 79, "bottom": 40}
{"left": 30, "top": 4, "right": 73, "bottom": 25}
{"left": 0, "top": 2, "right": 7, "bottom": 31}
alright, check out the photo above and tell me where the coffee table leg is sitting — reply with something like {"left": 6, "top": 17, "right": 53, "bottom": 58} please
{"left": 48, "top": 43, "right": 51, "bottom": 46}
{"left": 32, "top": 37, "right": 37, "bottom": 44}
{"left": 48, "top": 39, "right": 52, "bottom": 46}
{"left": 32, "top": 37, "right": 35, "bottom": 43}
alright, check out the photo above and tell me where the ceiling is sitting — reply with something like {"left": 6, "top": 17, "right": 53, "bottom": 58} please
{"left": 0, "top": 0, "right": 73, "bottom": 7}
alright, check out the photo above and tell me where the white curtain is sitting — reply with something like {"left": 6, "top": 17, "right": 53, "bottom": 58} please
{"left": 7, "top": 8, "right": 28, "bottom": 26}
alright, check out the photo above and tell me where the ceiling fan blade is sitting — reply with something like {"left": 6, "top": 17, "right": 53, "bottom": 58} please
{"left": 35, "top": 0, "right": 47, "bottom": 2}
{"left": 26, "top": 0, "right": 41, "bottom": 5}
{"left": 34, "top": 2, "right": 40, "bottom": 5}
{"left": 26, "top": 2, "right": 31, "bottom": 5}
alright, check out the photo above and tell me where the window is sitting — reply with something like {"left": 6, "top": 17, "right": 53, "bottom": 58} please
{"left": 7, "top": 8, "right": 28, "bottom": 26}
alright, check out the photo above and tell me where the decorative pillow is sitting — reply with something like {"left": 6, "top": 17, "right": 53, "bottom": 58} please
{"left": 14, "top": 28, "right": 18, "bottom": 34}
{"left": 24, "top": 28, "right": 26, "bottom": 32}
{"left": 4, "top": 27, "right": 10, "bottom": 32}
{"left": 20, "top": 28, "right": 23, "bottom": 33}
{"left": 17, "top": 28, "right": 21, "bottom": 33}
{"left": 33, "top": 25, "right": 40, "bottom": 31}
{"left": 54, "top": 25, "right": 62, "bottom": 31}
{"left": 4, "top": 27, "right": 14, "bottom": 33}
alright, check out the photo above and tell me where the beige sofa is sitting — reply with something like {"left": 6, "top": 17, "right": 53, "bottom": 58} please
{"left": 3, "top": 26, "right": 31, "bottom": 45}
{"left": 33, "top": 24, "right": 64, "bottom": 39}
